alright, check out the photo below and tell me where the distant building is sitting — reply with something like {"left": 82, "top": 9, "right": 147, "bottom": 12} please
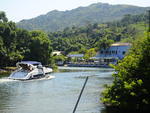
{"left": 67, "top": 54, "right": 84, "bottom": 58}
{"left": 52, "top": 51, "right": 62, "bottom": 56}
{"left": 94, "top": 43, "right": 131, "bottom": 65}
{"left": 67, "top": 54, "right": 84, "bottom": 64}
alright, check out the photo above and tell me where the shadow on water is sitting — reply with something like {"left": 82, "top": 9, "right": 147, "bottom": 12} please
{"left": 101, "top": 107, "right": 127, "bottom": 113}
{"left": 101, "top": 107, "right": 150, "bottom": 113}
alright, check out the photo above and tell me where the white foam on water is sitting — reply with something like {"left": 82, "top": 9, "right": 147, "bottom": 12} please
{"left": 0, "top": 78, "right": 18, "bottom": 83}
{"left": 0, "top": 76, "right": 55, "bottom": 83}
{"left": 31, "top": 75, "right": 55, "bottom": 81}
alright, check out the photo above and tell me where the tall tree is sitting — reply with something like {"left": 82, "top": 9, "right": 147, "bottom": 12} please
{"left": 101, "top": 33, "right": 150, "bottom": 112}
{"left": 28, "top": 30, "right": 52, "bottom": 65}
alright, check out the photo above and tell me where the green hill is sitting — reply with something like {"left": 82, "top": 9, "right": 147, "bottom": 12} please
{"left": 48, "top": 13, "right": 147, "bottom": 54}
{"left": 17, "top": 3, "right": 149, "bottom": 32}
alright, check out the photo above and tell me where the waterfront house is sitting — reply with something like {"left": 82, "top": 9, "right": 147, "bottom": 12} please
{"left": 67, "top": 54, "right": 84, "bottom": 61}
{"left": 94, "top": 43, "right": 131, "bottom": 65}
{"left": 67, "top": 54, "right": 84, "bottom": 58}
{"left": 52, "top": 51, "right": 62, "bottom": 56}
{"left": 67, "top": 54, "right": 84, "bottom": 64}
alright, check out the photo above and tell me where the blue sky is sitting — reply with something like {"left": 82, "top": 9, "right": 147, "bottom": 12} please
{"left": 0, "top": 0, "right": 150, "bottom": 22}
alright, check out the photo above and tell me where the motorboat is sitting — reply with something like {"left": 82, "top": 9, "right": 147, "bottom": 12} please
{"left": 8, "top": 61, "right": 53, "bottom": 80}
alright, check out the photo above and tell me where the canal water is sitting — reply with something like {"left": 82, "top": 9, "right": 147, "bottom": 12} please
{"left": 0, "top": 67, "right": 114, "bottom": 113}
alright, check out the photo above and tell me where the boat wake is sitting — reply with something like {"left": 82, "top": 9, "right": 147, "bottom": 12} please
{"left": 28, "top": 75, "right": 55, "bottom": 81}
{"left": 0, "top": 77, "right": 18, "bottom": 83}
{"left": 0, "top": 75, "right": 55, "bottom": 83}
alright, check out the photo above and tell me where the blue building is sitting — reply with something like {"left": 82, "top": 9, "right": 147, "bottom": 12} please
{"left": 67, "top": 54, "right": 84, "bottom": 58}
{"left": 94, "top": 43, "right": 131, "bottom": 65}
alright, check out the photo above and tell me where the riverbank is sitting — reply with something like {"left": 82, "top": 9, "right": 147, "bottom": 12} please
{"left": 0, "top": 67, "right": 16, "bottom": 75}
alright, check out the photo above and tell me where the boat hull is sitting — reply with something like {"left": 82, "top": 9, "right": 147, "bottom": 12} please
{"left": 8, "top": 67, "right": 53, "bottom": 80}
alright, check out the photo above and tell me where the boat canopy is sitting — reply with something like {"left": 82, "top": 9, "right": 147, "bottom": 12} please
{"left": 18, "top": 61, "right": 42, "bottom": 66}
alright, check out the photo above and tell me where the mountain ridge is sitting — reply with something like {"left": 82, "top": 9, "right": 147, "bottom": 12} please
{"left": 17, "top": 3, "right": 149, "bottom": 32}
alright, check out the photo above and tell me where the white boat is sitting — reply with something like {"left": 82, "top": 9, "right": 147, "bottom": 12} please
{"left": 8, "top": 61, "right": 53, "bottom": 80}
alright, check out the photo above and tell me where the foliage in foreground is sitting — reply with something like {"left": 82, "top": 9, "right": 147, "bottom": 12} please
{"left": 101, "top": 33, "right": 150, "bottom": 112}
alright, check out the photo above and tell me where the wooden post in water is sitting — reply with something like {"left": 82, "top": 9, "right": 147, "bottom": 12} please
{"left": 72, "top": 76, "right": 89, "bottom": 113}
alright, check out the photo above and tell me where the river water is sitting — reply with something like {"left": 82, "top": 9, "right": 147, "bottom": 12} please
{"left": 0, "top": 67, "right": 114, "bottom": 113}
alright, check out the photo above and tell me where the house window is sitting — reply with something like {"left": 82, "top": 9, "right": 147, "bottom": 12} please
{"left": 109, "top": 51, "right": 111, "bottom": 54}
{"left": 106, "top": 51, "right": 109, "bottom": 54}
{"left": 122, "top": 51, "right": 126, "bottom": 55}
{"left": 112, "top": 51, "right": 115, "bottom": 54}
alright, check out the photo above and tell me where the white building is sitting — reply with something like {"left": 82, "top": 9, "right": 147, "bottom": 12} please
{"left": 67, "top": 54, "right": 84, "bottom": 58}
{"left": 52, "top": 51, "right": 62, "bottom": 56}
{"left": 94, "top": 43, "right": 131, "bottom": 65}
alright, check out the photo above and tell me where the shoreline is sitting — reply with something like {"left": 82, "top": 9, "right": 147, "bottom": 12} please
{"left": 0, "top": 67, "right": 16, "bottom": 75}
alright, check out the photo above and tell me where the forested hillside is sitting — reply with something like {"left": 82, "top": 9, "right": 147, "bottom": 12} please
{"left": 17, "top": 3, "right": 149, "bottom": 32}
{"left": 0, "top": 11, "right": 148, "bottom": 67}
{"left": 48, "top": 13, "right": 147, "bottom": 55}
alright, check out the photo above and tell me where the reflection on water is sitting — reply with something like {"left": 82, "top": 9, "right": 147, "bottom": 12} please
{"left": 58, "top": 66, "right": 114, "bottom": 72}
{"left": 0, "top": 67, "right": 114, "bottom": 113}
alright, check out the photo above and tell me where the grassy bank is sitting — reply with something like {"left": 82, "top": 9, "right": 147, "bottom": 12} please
{"left": 0, "top": 71, "right": 10, "bottom": 78}
{"left": 0, "top": 67, "right": 16, "bottom": 77}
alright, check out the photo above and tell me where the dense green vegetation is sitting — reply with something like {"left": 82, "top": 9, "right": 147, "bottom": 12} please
{"left": 101, "top": 32, "right": 150, "bottom": 112}
{"left": 0, "top": 10, "right": 148, "bottom": 68}
{"left": 0, "top": 11, "right": 52, "bottom": 68}
{"left": 17, "top": 3, "right": 149, "bottom": 32}
{"left": 48, "top": 13, "right": 147, "bottom": 55}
